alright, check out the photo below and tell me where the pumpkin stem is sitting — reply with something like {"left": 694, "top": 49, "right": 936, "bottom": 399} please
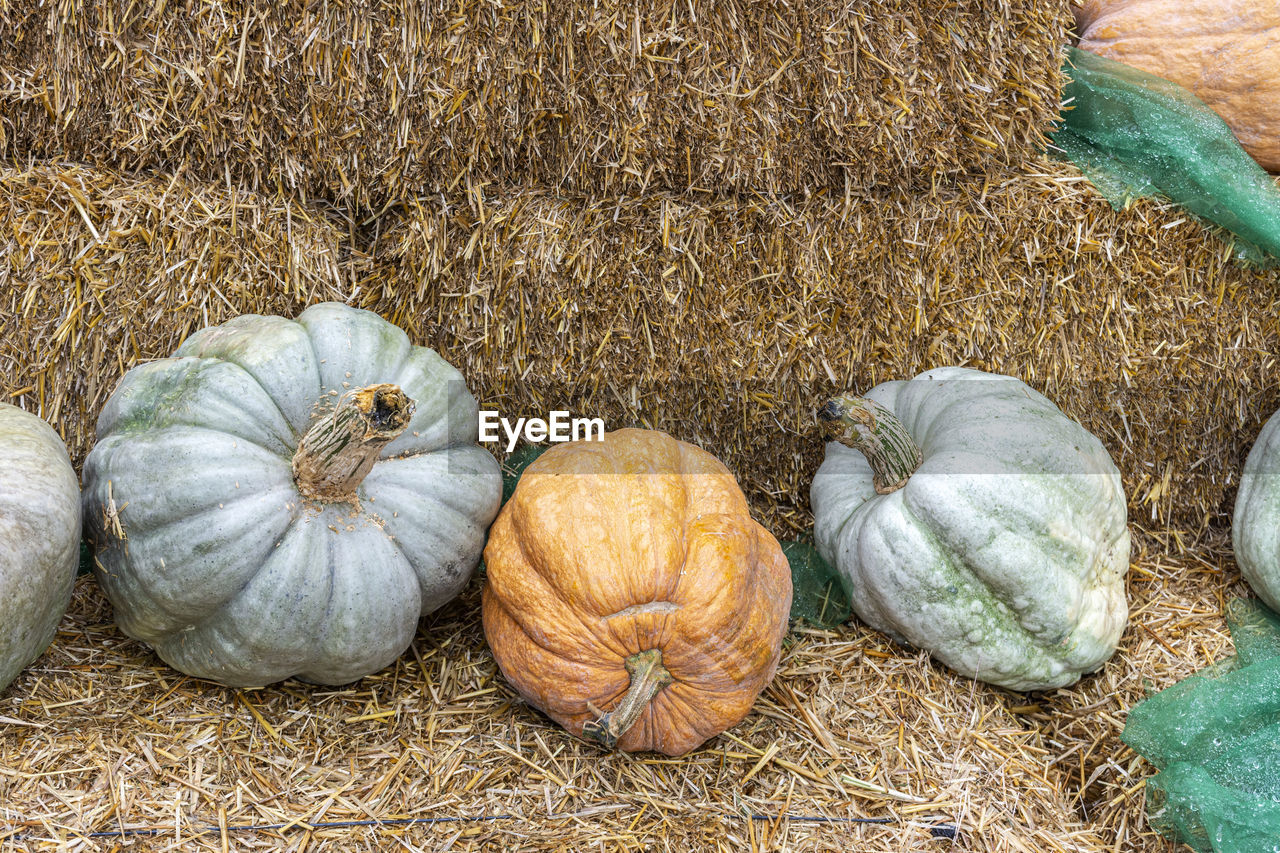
{"left": 819, "top": 395, "right": 922, "bottom": 494}
{"left": 581, "top": 648, "right": 673, "bottom": 750}
{"left": 293, "top": 384, "right": 415, "bottom": 502}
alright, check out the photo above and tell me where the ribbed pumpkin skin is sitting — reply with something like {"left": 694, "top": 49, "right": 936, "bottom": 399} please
{"left": 83, "top": 303, "right": 501, "bottom": 687}
{"left": 1075, "top": 0, "right": 1280, "bottom": 171}
{"left": 0, "top": 405, "right": 80, "bottom": 694}
{"left": 1232, "top": 409, "right": 1280, "bottom": 612}
{"left": 482, "top": 429, "right": 792, "bottom": 756}
{"left": 812, "top": 367, "right": 1130, "bottom": 692}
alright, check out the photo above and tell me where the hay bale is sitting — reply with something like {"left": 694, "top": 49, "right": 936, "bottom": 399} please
{"left": 0, "top": 163, "right": 358, "bottom": 465}
{"left": 368, "top": 162, "right": 1280, "bottom": 535}
{"left": 1, "top": 0, "right": 1066, "bottom": 205}
{"left": 6, "top": 157, "right": 1276, "bottom": 534}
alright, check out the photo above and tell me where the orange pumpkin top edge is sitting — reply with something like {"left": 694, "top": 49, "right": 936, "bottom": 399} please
{"left": 482, "top": 428, "right": 793, "bottom": 756}
{"left": 1074, "top": 0, "right": 1280, "bottom": 172}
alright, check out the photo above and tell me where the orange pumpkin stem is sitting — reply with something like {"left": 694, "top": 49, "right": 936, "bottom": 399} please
{"left": 582, "top": 648, "right": 674, "bottom": 749}
{"left": 819, "top": 395, "right": 922, "bottom": 494}
{"left": 293, "top": 384, "right": 415, "bottom": 502}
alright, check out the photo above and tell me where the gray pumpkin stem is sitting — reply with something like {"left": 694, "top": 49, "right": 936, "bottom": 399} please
{"left": 819, "top": 395, "right": 922, "bottom": 494}
{"left": 293, "top": 384, "right": 415, "bottom": 502}
{"left": 581, "top": 648, "right": 673, "bottom": 750}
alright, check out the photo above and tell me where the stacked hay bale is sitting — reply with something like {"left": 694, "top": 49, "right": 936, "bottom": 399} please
{"left": 7, "top": 159, "right": 1276, "bottom": 536}
{"left": 1, "top": 0, "right": 1065, "bottom": 204}
{"left": 367, "top": 173, "right": 1280, "bottom": 535}
{"left": 1, "top": 0, "right": 1092, "bottom": 525}
{"left": 0, "top": 164, "right": 357, "bottom": 464}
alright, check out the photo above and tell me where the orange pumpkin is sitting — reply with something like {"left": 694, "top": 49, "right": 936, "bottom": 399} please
{"left": 1074, "top": 0, "right": 1280, "bottom": 172}
{"left": 482, "top": 429, "right": 792, "bottom": 756}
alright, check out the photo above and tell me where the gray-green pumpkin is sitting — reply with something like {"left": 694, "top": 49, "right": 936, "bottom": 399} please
{"left": 83, "top": 303, "right": 501, "bottom": 687}
{"left": 1232, "top": 408, "right": 1280, "bottom": 612}
{"left": 811, "top": 367, "right": 1130, "bottom": 691}
{"left": 0, "top": 404, "right": 80, "bottom": 694}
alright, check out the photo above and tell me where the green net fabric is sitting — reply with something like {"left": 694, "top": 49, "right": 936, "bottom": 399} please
{"left": 1121, "top": 598, "right": 1280, "bottom": 852}
{"left": 779, "top": 540, "right": 850, "bottom": 629}
{"left": 500, "top": 444, "right": 547, "bottom": 505}
{"left": 1052, "top": 47, "right": 1280, "bottom": 266}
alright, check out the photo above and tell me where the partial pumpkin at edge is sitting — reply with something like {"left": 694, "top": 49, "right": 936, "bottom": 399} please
{"left": 1074, "top": 0, "right": 1280, "bottom": 172}
{"left": 0, "top": 404, "right": 81, "bottom": 695}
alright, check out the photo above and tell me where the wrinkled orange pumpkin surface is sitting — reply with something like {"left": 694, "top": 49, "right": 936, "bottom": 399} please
{"left": 1074, "top": 0, "right": 1280, "bottom": 172}
{"left": 482, "top": 429, "right": 792, "bottom": 756}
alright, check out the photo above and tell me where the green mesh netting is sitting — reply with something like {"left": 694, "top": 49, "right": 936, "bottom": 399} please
{"left": 1052, "top": 47, "right": 1280, "bottom": 266}
{"left": 779, "top": 540, "right": 851, "bottom": 629}
{"left": 1227, "top": 598, "right": 1280, "bottom": 669}
{"left": 500, "top": 443, "right": 547, "bottom": 505}
{"left": 1121, "top": 598, "right": 1280, "bottom": 852}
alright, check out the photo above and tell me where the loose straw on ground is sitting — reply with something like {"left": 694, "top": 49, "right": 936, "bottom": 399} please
{"left": 0, "top": 527, "right": 1245, "bottom": 852}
